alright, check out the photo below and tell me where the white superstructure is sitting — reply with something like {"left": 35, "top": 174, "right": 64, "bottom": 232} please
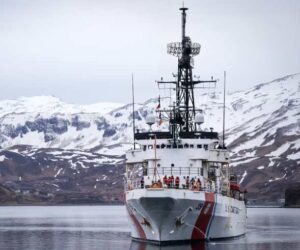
{"left": 125, "top": 6, "right": 247, "bottom": 243}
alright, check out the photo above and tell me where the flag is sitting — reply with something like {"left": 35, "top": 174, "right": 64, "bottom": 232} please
{"left": 156, "top": 95, "right": 161, "bottom": 110}
{"left": 157, "top": 111, "right": 165, "bottom": 126}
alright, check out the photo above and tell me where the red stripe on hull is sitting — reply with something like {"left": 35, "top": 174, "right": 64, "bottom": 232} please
{"left": 191, "top": 192, "right": 215, "bottom": 240}
{"left": 125, "top": 203, "right": 147, "bottom": 240}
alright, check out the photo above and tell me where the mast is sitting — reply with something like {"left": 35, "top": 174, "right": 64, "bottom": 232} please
{"left": 223, "top": 71, "right": 226, "bottom": 148}
{"left": 131, "top": 73, "right": 136, "bottom": 149}
{"left": 157, "top": 7, "right": 216, "bottom": 141}
{"left": 178, "top": 6, "right": 194, "bottom": 133}
{"left": 180, "top": 6, "right": 187, "bottom": 40}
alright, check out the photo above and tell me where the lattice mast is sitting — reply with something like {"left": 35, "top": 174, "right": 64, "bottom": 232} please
{"left": 159, "top": 7, "right": 216, "bottom": 140}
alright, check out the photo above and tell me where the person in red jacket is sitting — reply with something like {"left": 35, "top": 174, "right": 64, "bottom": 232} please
{"left": 175, "top": 176, "right": 180, "bottom": 189}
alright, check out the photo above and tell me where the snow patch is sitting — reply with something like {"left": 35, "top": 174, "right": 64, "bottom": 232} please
{"left": 269, "top": 173, "right": 287, "bottom": 182}
{"left": 266, "top": 143, "right": 291, "bottom": 157}
{"left": 77, "top": 162, "right": 89, "bottom": 169}
{"left": 0, "top": 155, "right": 7, "bottom": 162}
{"left": 54, "top": 168, "right": 63, "bottom": 178}
{"left": 239, "top": 171, "right": 247, "bottom": 184}
{"left": 287, "top": 151, "right": 300, "bottom": 160}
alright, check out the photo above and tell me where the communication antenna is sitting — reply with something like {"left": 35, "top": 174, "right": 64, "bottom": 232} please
{"left": 157, "top": 7, "right": 217, "bottom": 139}
{"left": 222, "top": 71, "right": 226, "bottom": 148}
{"left": 131, "top": 73, "right": 136, "bottom": 149}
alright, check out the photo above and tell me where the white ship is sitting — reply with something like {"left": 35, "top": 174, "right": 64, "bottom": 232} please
{"left": 125, "top": 7, "right": 247, "bottom": 243}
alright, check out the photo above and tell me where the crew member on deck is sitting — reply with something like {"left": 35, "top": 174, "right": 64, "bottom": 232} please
{"left": 167, "top": 176, "right": 171, "bottom": 188}
{"left": 163, "top": 175, "right": 168, "bottom": 186}
{"left": 186, "top": 176, "right": 190, "bottom": 189}
{"left": 170, "top": 175, "right": 174, "bottom": 187}
{"left": 175, "top": 176, "right": 180, "bottom": 189}
{"left": 196, "top": 178, "right": 201, "bottom": 191}
{"left": 141, "top": 177, "right": 144, "bottom": 188}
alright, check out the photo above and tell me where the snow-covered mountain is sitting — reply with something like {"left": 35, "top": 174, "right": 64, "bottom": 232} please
{"left": 1, "top": 74, "right": 299, "bottom": 157}
{"left": 0, "top": 73, "right": 299, "bottom": 204}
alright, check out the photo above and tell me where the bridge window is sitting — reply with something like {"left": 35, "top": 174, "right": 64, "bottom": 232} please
{"left": 148, "top": 145, "right": 153, "bottom": 149}
{"left": 184, "top": 144, "right": 189, "bottom": 148}
{"left": 167, "top": 145, "right": 171, "bottom": 149}
{"left": 156, "top": 145, "right": 160, "bottom": 149}
{"left": 172, "top": 144, "right": 177, "bottom": 149}
{"left": 190, "top": 144, "right": 194, "bottom": 148}
{"left": 143, "top": 145, "right": 147, "bottom": 151}
{"left": 197, "top": 144, "right": 202, "bottom": 149}
{"left": 178, "top": 144, "right": 183, "bottom": 149}
{"left": 161, "top": 144, "right": 166, "bottom": 149}
{"left": 204, "top": 144, "right": 208, "bottom": 150}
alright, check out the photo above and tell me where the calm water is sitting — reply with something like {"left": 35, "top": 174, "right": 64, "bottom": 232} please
{"left": 0, "top": 206, "right": 299, "bottom": 250}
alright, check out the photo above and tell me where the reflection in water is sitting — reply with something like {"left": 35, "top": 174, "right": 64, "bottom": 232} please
{"left": 130, "top": 240, "right": 206, "bottom": 250}
{"left": 0, "top": 207, "right": 299, "bottom": 250}
{"left": 0, "top": 230, "right": 131, "bottom": 250}
{"left": 130, "top": 240, "right": 300, "bottom": 250}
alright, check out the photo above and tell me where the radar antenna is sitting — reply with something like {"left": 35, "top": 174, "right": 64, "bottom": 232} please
{"left": 158, "top": 7, "right": 217, "bottom": 140}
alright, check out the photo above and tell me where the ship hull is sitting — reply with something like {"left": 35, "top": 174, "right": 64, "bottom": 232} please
{"left": 125, "top": 189, "right": 246, "bottom": 243}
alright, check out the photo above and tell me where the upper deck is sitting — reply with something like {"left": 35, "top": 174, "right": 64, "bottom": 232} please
{"left": 134, "top": 131, "right": 219, "bottom": 140}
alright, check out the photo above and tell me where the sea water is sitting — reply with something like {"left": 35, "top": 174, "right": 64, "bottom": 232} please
{"left": 0, "top": 206, "right": 299, "bottom": 250}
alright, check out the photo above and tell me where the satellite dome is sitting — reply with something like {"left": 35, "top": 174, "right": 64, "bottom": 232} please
{"left": 146, "top": 114, "right": 156, "bottom": 126}
{"left": 195, "top": 112, "right": 204, "bottom": 125}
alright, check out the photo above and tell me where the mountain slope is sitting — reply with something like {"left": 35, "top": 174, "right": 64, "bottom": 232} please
{"left": 0, "top": 73, "right": 299, "bottom": 204}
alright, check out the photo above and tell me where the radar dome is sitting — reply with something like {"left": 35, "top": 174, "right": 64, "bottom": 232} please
{"left": 195, "top": 113, "right": 204, "bottom": 125}
{"left": 146, "top": 114, "right": 156, "bottom": 126}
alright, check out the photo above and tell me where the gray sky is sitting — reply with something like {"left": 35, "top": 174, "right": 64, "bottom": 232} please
{"left": 0, "top": 0, "right": 299, "bottom": 104}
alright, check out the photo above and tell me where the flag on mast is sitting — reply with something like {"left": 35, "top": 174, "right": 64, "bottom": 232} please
{"left": 156, "top": 95, "right": 161, "bottom": 110}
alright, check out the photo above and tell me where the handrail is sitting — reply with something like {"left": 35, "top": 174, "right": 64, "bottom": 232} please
{"left": 125, "top": 179, "right": 245, "bottom": 201}
{"left": 126, "top": 180, "right": 219, "bottom": 194}
{"left": 147, "top": 166, "right": 203, "bottom": 176}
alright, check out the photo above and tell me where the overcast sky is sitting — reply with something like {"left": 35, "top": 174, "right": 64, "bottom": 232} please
{"left": 0, "top": 0, "right": 299, "bottom": 104}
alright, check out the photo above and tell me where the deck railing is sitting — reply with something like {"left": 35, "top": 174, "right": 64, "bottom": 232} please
{"left": 125, "top": 166, "right": 220, "bottom": 194}
{"left": 124, "top": 178, "right": 245, "bottom": 201}
{"left": 148, "top": 166, "right": 203, "bottom": 176}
